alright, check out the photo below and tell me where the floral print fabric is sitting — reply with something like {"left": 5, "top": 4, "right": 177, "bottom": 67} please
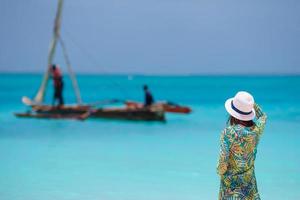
{"left": 217, "top": 104, "right": 267, "bottom": 200}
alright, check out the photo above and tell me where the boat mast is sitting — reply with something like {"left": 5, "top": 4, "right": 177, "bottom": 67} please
{"left": 34, "top": 0, "right": 63, "bottom": 103}
{"left": 34, "top": 0, "right": 82, "bottom": 104}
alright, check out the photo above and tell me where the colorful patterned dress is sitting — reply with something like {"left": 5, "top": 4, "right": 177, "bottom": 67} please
{"left": 217, "top": 104, "right": 267, "bottom": 200}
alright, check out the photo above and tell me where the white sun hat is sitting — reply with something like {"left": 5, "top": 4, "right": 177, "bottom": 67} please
{"left": 225, "top": 91, "right": 256, "bottom": 121}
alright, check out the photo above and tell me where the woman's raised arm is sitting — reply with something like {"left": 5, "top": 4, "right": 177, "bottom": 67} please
{"left": 254, "top": 103, "right": 267, "bottom": 135}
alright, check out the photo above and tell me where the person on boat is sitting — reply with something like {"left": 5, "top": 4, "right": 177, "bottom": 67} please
{"left": 217, "top": 91, "right": 267, "bottom": 200}
{"left": 143, "top": 85, "right": 154, "bottom": 107}
{"left": 51, "top": 64, "right": 64, "bottom": 106}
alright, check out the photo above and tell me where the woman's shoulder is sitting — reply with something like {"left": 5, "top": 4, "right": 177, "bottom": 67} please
{"left": 225, "top": 124, "right": 241, "bottom": 132}
{"left": 223, "top": 124, "right": 251, "bottom": 140}
{"left": 222, "top": 125, "right": 237, "bottom": 139}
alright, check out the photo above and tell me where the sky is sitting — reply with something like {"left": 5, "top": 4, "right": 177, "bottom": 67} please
{"left": 0, "top": 0, "right": 299, "bottom": 75}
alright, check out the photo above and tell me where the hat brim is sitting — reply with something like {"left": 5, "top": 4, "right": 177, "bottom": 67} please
{"left": 225, "top": 98, "right": 255, "bottom": 121}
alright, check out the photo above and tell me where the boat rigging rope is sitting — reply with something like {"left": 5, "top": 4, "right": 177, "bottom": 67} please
{"left": 59, "top": 36, "right": 83, "bottom": 104}
{"left": 63, "top": 29, "right": 129, "bottom": 98}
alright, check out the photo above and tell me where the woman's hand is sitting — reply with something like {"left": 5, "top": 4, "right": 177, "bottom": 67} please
{"left": 254, "top": 103, "right": 264, "bottom": 119}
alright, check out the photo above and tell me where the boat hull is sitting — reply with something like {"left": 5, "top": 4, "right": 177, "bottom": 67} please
{"left": 126, "top": 101, "right": 192, "bottom": 114}
{"left": 91, "top": 108, "right": 165, "bottom": 121}
{"left": 15, "top": 105, "right": 165, "bottom": 121}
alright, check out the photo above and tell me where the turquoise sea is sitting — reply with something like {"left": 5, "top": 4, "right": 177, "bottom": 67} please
{"left": 0, "top": 74, "right": 300, "bottom": 200}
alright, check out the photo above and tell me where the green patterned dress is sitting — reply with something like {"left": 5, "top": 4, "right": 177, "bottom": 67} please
{"left": 217, "top": 104, "right": 267, "bottom": 200}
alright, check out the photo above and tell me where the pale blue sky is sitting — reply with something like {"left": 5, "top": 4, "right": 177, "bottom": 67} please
{"left": 0, "top": 0, "right": 299, "bottom": 74}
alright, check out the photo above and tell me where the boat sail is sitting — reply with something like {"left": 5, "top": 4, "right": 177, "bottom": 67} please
{"left": 15, "top": 0, "right": 165, "bottom": 121}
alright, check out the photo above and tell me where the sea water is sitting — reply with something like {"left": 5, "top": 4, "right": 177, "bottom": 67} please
{"left": 0, "top": 74, "right": 299, "bottom": 200}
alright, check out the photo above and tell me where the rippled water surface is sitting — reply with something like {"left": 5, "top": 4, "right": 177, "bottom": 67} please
{"left": 0, "top": 74, "right": 299, "bottom": 200}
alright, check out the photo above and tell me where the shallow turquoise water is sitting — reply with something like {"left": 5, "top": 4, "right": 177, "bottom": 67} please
{"left": 0, "top": 74, "right": 300, "bottom": 200}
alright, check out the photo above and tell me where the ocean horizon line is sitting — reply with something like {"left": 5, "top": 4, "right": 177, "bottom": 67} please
{"left": 0, "top": 71, "right": 300, "bottom": 77}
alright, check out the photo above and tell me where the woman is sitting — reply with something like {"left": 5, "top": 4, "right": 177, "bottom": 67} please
{"left": 217, "top": 91, "right": 267, "bottom": 200}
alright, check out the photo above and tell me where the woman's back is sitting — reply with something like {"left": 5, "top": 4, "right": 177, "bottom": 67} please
{"left": 226, "top": 124, "right": 261, "bottom": 175}
{"left": 218, "top": 103, "right": 267, "bottom": 176}
{"left": 217, "top": 91, "right": 267, "bottom": 200}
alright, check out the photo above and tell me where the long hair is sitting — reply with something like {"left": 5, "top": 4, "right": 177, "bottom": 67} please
{"left": 229, "top": 116, "right": 254, "bottom": 127}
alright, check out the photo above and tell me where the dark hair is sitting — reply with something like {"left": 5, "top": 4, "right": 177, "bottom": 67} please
{"left": 143, "top": 85, "right": 148, "bottom": 90}
{"left": 52, "top": 64, "right": 56, "bottom": 70}
{"left": 229, "top": 116, "right": 254, "bottom": 127}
